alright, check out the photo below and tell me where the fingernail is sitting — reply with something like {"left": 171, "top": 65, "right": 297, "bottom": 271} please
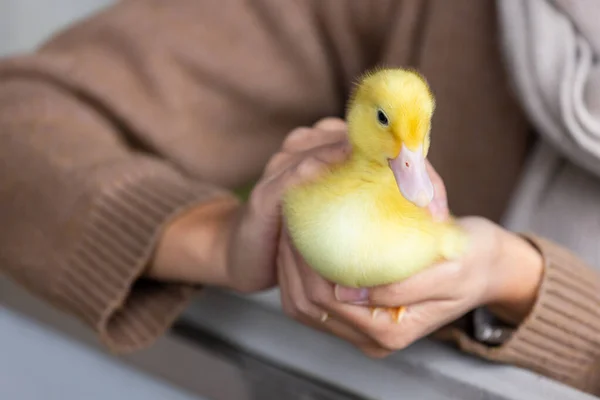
{"left": 334, "top": 284, "right": 368, "bottom": 303}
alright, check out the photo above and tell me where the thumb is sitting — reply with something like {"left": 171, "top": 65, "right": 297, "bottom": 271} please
{"left": 426, "top": 161, "right": 449, "bottom": 222}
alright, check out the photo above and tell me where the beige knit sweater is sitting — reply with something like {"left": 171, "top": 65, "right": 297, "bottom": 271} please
{"left": 1, "top": 0, "right": 599, "bottom": 395}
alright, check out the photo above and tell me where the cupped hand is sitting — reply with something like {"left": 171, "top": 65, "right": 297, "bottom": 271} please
{"left": 276, "top": 118, "right": 455, "bottom": 357}
{"left": 224, "top": 117, "right": 353, "bottom": 292}
{"left": 148, "top": 117, "right": 350, "bottom": 293}
{"left": 297, "top": 216, "right": 543, "bottom": 356}
{"left": 275, "top": 119, "right": 543, "bottom": 357}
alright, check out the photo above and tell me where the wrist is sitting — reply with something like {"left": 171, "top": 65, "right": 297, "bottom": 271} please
{"left": 147, "top": 196, "right": 241, "bottom": 287}
{"left": 487, "top": 229, "right": 544, "bottom": 325}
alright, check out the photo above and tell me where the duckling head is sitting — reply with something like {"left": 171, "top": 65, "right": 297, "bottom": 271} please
{"left": 346, "top": 68, "right": 436, "bottom": 207}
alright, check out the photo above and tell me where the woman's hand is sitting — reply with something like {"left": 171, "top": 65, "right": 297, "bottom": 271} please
{"left": 282, "top": 214, "right": 543, "bottom": 357}
{"left": 308, "top": 219, "right": 543, "bottom": 358}
{"left": 274, "top": 120, "right": 543, "bottom": 356}
{"left": 148, "top": 117, "right": 351, "bottom": 293}
{"left": 275, "top": 119, "right": 455, "bottom": 357}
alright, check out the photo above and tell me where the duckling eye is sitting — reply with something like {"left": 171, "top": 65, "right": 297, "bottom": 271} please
{"left": 376, "top": 109, "right": 389, "bottom": 127}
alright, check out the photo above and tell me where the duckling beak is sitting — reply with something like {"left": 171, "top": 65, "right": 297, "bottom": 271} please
{"left": 389, "top": 144, "right": 434, "bottom": 207}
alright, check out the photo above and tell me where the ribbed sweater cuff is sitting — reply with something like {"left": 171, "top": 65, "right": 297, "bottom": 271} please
{"left": 451, "top": 235, "right": 600, "bottom": 393}
{"left": 55, "top": 161, "right": 233, "bottom": 353}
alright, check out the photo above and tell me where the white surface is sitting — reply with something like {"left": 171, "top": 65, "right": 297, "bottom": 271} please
{"left": 183, "top": 289, "right": 597, "bottom": 400}
{"left": 0, "top": 307, "right": 203, "bottom": 400}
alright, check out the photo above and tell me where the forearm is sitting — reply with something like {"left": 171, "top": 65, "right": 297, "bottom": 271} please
{"left": 0, "top": 78, "right": 231, "bottom": 352}
{"left": 148, "top": 196, "right": 241, "bottom": 287}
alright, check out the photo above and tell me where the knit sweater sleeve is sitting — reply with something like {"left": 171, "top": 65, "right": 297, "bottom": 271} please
{"left": 441, "top": 235, "right": 600, "bottom": 395}
{"left": 0, "top": 0, "right": 401, "bottom": 352}
{"left": 0, "top": 75, "right": 230, "bottom": 352}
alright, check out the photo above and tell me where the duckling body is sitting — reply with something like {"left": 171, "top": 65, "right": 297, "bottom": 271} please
{"left": 284, "top": 154, "right": 466, "bottom": 288}
{"left": 283, "top": 68, "right": 468, "bottom": 294}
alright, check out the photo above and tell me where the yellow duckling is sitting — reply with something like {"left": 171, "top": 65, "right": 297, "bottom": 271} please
{"left": 282, "top": 68, "right": 469, "bottom": 321}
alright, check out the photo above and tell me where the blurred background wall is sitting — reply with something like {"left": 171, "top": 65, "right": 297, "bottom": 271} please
{"left": 0, "top": 0, "right": 115, "bottom": 56}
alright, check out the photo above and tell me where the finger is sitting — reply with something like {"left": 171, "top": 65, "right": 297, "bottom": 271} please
{"left": 313, "top": 117, "right": 347, "bottom": 132}
{"left": 265, "top": 123, "right": 349, "bottom": 178}
{"left": 363, "top": 260, "right": 466, "bottom": 307}
{"left": 256, "top": 141, "right": 350, "bottom": 213}
{"left": 262, "top": 151, "right": 294, "bottom": 178}
{"left": 336, "top": 299, "right": 465, "bottom": 352}
{"left": 278, "top": 231, "right": 378, "bottom": 350}
{"left": 282, "top": 126, "right": 347, "bottom": 153}
{"left": 426, "top": 161, "right": 449, "bottom": 222}
{"left": 277, "top": 231, "right": 327, "bottom": 322}
{"left": 290, "top": 269, "right": 412, "bottom": 352}
{"left": 315, "top": 275, "right": 468, "bottom": 352}
{"left": 267, "top": 139, "right": 349, "bottom": 183}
